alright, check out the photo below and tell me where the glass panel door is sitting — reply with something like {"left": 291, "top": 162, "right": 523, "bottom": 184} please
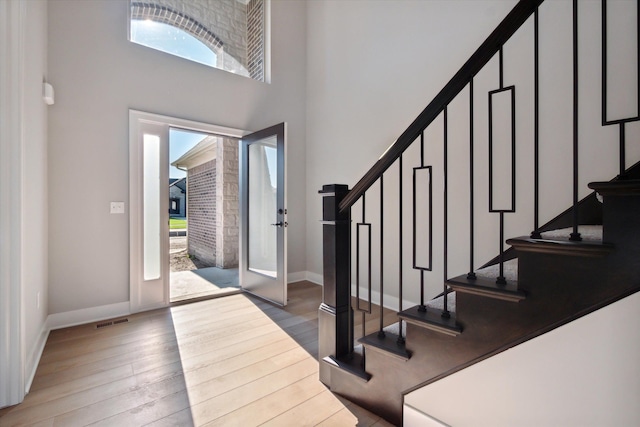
{"left": 248, "top": 138, "right": 278, "bottom": 277}
{"left": 240, "top": 123, "right": 287, "bottom": 305}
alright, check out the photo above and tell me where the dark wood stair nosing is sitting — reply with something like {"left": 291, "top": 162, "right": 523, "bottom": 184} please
{"left": 358, "top": 331, "right": 411, "bottom": 361}
{"left": 398, "top": 305, "right": 462, "bottom": 336}
{"left": 323, "top": 354, "right": 371, "bottom": 382}
{"left": 589, "top": 179, "right": 640, "bottom": 196}
{"left": 447, "top": 275, "right": 526, "bottom": 302}
{"left": 507, "top": 236, "right": 614, "bottom": 257}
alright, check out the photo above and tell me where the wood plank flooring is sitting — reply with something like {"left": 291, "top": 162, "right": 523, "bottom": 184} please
{"left": 0, "top": 281, "right": 397, "bottom": 426}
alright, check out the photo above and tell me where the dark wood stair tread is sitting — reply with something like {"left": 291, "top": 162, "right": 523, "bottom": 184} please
{"left": 539, "top": 225, "right": 602, "bottom": 242}
{"left": 507, "top": 236, "right": 613, "bottom": 257}
{"left": 447, "top": 275, "right": 526, "bottom": 302}
{"left": 358, "top": 330, "right": 411, "bottom": 361}
{"left": 398, "top": 305, "right": 462, "bottom": 336}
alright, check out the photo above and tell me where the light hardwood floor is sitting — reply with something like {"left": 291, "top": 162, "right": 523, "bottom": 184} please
{"left": 0, "top": 282, "right": 397, "bottom": 426}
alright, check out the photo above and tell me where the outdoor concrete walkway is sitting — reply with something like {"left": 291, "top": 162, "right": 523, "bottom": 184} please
{"left": 170, "top": 267, "right": 240, "bottom": 303}
{"left": 169, "top": 228, "right": 187, "bottom": 237}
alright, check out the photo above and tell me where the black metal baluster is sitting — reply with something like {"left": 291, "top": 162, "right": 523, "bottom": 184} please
{"left": 499, "top": 47, "right": 504, "bottom": 89}
{"left": 498, "top": 212, "right": 506, "bottom": 284}
{"left": 349, "top": 223, "right": 354, "bottom": 355}
{"left": 429, "top": 163, "right": 433, "bottom": 278}
{"left": 415, "top": 163, "right": 434, "bottom": 311}
{"left": 467, "top": 79, "right": 477, "bottom": 280}
{"left": 499, "top": 84, "right": 518, "bottom": 285}
{"left": 570, "top": 0, "right": 582, "bottom": 241}
{"left": 602, "top": 0, "right": 608, "bottom": 126}
{"left": 418, "top": 132, "right": 426, "bottom": 312}
{"left": 531, "top": 7, "right": 542, "bottom": 239}
{"left": 378, "top": 176, "right": 385, "bottom": 338}
{"left": 442, "top": 106, "right": 450, "bottom": 318}
{"left": 398, "top": 155, "right": 405, "bottom": 344}
{"left": 488, "top": 46, "right": 516, "bottom": 285}
{"left": 619, "top": 123, "right": 627, "bottom": 179}
{"left": 419, "top": 271, "right": 426, "bottom": 312}
{"left": 602, "top": 0, "right": 639, "bottom": 180}
{"left": 420, "top": 131, "right": 425, "bottom": 167}
{"left": 358, "top": 194, "right": 364, "bottom": 339}
{"left": 356, "top": 194, "right": 372, "bottom": 342}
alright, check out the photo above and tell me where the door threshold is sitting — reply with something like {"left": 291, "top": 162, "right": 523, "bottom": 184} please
{"left": 170, "top": 288, "right": 243, "bottom": 306}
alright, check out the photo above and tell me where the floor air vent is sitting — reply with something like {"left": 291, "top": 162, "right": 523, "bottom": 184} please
{"left": 95, "top": 318, "right": 129, "bottom": 329}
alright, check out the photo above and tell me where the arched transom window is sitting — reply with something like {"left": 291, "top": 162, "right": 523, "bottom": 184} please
{"left": 129, "top": 0, "right": 266, "bottom": 82}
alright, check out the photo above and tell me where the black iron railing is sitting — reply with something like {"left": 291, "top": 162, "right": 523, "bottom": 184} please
{"left": 338, "top": 0, "right": 545, "bottom": 212}
{"left": 601, "top": 0, "right": 640, "bottom": 180}
{"left": 319, "top": 0, "right": 639, "bottom": 373}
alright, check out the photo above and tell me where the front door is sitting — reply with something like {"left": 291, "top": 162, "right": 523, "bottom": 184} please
{"left": 239, "top": 123, "right": 287, "bottom": 306}
{"left": 129, "top": 110, "right": 248, "bottom": 313}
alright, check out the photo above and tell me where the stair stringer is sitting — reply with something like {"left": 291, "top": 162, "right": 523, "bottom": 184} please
{"left": 326, "top": 266, "right": 639, "bottom": 426}
{"left": 402, "top": 291, "right": 640, "bottom": 426}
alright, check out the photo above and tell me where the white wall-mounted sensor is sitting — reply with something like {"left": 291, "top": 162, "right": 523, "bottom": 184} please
{"left": 43, "top": 82, "right": 54, "bottom": 105}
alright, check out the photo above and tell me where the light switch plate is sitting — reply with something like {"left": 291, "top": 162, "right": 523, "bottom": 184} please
{"left": 110, "top": 202, "right": 125, "bottom": 214}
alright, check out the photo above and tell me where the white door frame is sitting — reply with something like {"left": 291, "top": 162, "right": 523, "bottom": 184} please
{"left": 0, "top": 0, "right": 26, "bottom": 408}
{"left": 128, "top": 110, "right": 248, "bottom": 313}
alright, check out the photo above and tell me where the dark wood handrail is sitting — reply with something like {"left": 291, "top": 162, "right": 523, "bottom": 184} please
{"left": 339, "top": 0, "right": 544, "bottom": 212}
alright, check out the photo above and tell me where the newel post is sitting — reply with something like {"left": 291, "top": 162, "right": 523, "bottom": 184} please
{"left": 318, "top": 184, "right": 351, "bottom": 386}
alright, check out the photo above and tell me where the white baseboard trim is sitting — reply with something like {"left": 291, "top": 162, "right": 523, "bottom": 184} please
{"left": 47, "top": 301, "right": 131, "bottom": 331}
{"left": 351, "top": 284, "right": 419, "bottom": 313}
{"left": 24, "top": 301, "right": 130, "bottom": 394}
{"left": 24, "top": 321, "right": 49, "bottom": 394}
{"left": 288, "top": 271, "right": 418, "bottom": 310}
{"left": 304, "top": 271, "right": 323, "bottom": 285}
{"left": 288, "top": 271, "right": 323, "bottom": 286}
{"left": 42, "top": 273, "right": 323, "bottom": 330}
{"left": 352, "top": 284, "right": 396, "bottom": 310}
{"left": 287, "top": 271, "right": 307, "bottom": 284}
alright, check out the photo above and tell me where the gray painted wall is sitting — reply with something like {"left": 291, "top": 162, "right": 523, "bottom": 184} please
{"left": 305, "top": 0, "right": 640, "bottom": 306}
{"left": 47, "top": 0, "right": 307, "bottom": 314}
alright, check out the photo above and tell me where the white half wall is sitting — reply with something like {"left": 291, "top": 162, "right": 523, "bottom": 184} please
{"left": 47, "top": 0, "right": 307, "bottom": 315}
{"left": 404, "top": 292, "right": 640, "bottom": 427}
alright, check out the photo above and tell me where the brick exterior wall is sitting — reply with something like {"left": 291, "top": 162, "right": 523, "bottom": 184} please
{"left": 131, "top": 0, "right": 265, "bottom": 81}
{"left": 131, "top": 0, "right": 264, "bottom": 81}
{"left": 216, "top": 138, "right": 239, "bottom": 268}
{"left": 247, "top": 0, "right": 265, "bottom": 82}
{"left": 130, "top": 2, "right": 224, "bottom": 53}
{"left": 187, "top": 160, "right": 216, "bottom": 266}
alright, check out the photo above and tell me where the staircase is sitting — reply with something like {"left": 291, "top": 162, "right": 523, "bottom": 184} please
{"left": 317, "top": 0, "right": 640, "bottom": 425}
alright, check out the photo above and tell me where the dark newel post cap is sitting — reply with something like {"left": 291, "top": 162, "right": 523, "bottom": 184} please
{"left": 319, "top": 184, "right": 349, "bottom": 194}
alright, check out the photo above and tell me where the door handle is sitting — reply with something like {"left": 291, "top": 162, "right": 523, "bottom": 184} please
{"left": 271, "top": 221, "right": 288, "bottom": 227}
